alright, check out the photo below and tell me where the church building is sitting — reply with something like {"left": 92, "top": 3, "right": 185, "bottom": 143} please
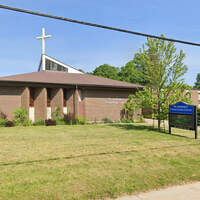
{"left": 0, "top": 28, "right": 144, "bottom": 122}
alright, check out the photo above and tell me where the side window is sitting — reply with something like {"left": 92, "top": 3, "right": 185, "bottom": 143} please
{"left": 47, "top": 88, "right": 52, "bottom": 107}
{"left": 29, "top": 88, "right": 35, "bottom": 107}
{"left": 45, "top": 58, "right": 69, "bottom": 72}
{"left": 63, "top": 89, "right": 67, "bottom": 107}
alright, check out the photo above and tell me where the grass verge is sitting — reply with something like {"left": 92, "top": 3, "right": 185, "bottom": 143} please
{"left": 0, "top": 124, "right": 200, "bottom": 200}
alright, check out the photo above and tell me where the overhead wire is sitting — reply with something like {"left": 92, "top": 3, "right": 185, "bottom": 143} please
{"left": 0, "top": 4, "right": 200, "bottom": 46}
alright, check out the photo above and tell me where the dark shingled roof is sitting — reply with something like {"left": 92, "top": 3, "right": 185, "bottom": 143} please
{"left": 0, "top": 71, "right": 144, "bottom": 89}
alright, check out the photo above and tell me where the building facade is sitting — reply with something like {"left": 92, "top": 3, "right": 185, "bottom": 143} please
{"left": 191, "top": 89, "right": 200, "bottom": 108}
{"left": 0, "top": 71, "right": 143, "bottom": 121}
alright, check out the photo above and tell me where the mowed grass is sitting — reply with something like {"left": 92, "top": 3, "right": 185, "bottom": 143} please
{"left": 0, "top": 124, "right": 200, "bottom": 200}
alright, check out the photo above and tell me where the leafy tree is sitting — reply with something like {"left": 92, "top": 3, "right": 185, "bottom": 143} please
{"left": 91, "top": 64, "right": 120, "bottom": 80}
{"left": 91, "top": 55, "right": 150, "bottom": 85}
{"left": 119, "top": 60, "right": 144, "bottom": 84}
{"left": 119, "top": 52, "right": 151, "bottom": 85}
{"left": 124, "top": 35, "right": 191, "bottom": 131}
{"left": 194, "top": 73, "right": 200, "bottom": 88}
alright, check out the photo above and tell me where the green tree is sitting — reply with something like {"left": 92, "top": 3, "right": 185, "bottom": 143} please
{"left": 124, "top": 35, "right": 191, "bottom": 131}
{"left": 92, "top": 64, "right": 120, "bottom": 80}
{"left": 119, "top": 60, "right": 144, "bottom": 84}
{"left": 119, "top": 52, "right": 150, "bottom": 85}
{"left": 194, "top": 73, "right": 200, "bottom": 88}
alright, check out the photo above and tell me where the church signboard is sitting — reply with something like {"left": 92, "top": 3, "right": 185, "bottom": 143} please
{"left": 169, "top": 102, "right": 198, "bottom": 139}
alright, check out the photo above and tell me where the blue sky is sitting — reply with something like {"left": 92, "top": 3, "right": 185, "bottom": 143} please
{"left": 0, "top": 0, "right": 199, "bottom": 86}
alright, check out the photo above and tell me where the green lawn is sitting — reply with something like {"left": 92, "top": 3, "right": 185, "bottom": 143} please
{"left": 0, "top": 124, "right": 200, "bottom": 200}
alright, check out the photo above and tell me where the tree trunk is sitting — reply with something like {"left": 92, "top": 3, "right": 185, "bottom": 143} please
{"left": 158, "top": 100, "right": 161, "bottom": 132}
{"left": 158, "top": 118, "right": 161, "bottom": 132}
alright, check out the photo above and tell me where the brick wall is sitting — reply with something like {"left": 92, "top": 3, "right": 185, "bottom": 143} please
{"left": 191, "top": 90, "right": 199, "bottom": 107}
{"left": 34, "top": 88, "right": 47, "bottom": 120}
{"left": 66, "top": 89, "right": 75, "bottom": 115}
{"left": 51, "top": 88, "right": 64, "bottom": 117}
{"left": 0, "top": 86, "right": 139, "bottom": 121}
{"left": 21, "top": 87, "right": 30, "bottom": 116}
{"left": 0, "top": 86, "right": 23, "bottom": 119}
{"left": 84, "top": 89, "right": 136, "bottom": 121}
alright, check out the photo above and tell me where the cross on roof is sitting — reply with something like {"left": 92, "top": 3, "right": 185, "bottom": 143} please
{"left": 36, "top": 28, "right": 51, "bottom": 71}
{"left": 36, "top": 28, "right": 51, "bottom": 55}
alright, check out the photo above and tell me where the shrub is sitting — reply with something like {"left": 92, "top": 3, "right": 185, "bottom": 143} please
{"left": 139, "top": 115, "right": 145, "bottom": 123}
{"left": 0, "top": 118, "right": 6, "bottom": 127}
{"left": 45, "top": 119, "right": 56, "bottom": 126}
{"left": 64, "top": 113, "right": 75, "bottom": 125}
{"left": 52, "top": 106, "right": 61, "bottom": 120}
{"left": 56, "top": 117, "right": 66, "bottom": 125}
{"left": 13, "top": 107, "right": 27, "bottom": 126}
{"left": 76, "top": 116, "right": 87, "bottom": 125}
{"left": 120, "top": 118, "right": 134, "bottom": 123}
{"left": 5, "top": 121, "right": 14, "bottom": 127}
{"left": 0, "top": 111, "right": 7, "bottom": 119}
{"left": 23, "top": 119, "right": 32, "bottom": 127}
{"left": 102, "top": 117, "right": 113, "bottom": 124}
{"left": 33, "top": 119, "right": 45, "bottom": 126}
{"left": 94, "top": 118, "right": 97, "bottom": 124}
{"left": 63, "top": 114, "right": 87, "bottom": 125}
{"left": 143, "top": 110, "right": 153, "bottom": 119}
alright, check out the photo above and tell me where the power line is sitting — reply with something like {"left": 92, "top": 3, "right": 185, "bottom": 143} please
{"left": 0, "top": 4, "right": 200, "bottom": 47}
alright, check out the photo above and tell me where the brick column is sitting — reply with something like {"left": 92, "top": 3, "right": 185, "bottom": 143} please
{"left": 34, "top": 88, "right": 47, "bottom": 121}
{"left": 51, "top": 88, "right": 64, "bottom": 117}
{"left": 21, "top": 87, "right": 30, "bottom": 116}
{"left": 191, "top": 90, "right": 199, "bottom": 106}
{"left": 74, "top": 88, "right": 79, "bottom": 117}
{"left": 66, "top": 88, "right": 75, "bottom": 116}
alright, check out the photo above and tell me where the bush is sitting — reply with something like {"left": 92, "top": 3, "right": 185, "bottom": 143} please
{"left": 45, "top": 119, "right": 56, "bottom": 126}
{"left": 76, "top": 116, "right": 87, "bottom": 125}
{"left": 120, "top": 119, "right": 134, "bottom": 123}
{"left": 23, "top": 119, "right": 32, "bottom": 127}
{"left": 139, "top": 115, "right": 145, "bottom": 123}
{"left": 102, "top": 117, "right": 113, "bottom": 124}
{"left": 52, "top": 106, "right": 61, "bottom": 120}
{"left": 143, "top": 111, "right": 153, "bottom": 119}
{"left": 5, "top": 121, "right": 14, "bottom": 127}
{"left": 33, "top": 119, "right": 45, "bottom": 126}
{"left": 0, "top": 111, "right": 7, "bottom": 119}
{"left": 63, "top": 114, "right": 87, "bottom": 125}
{"left": 64, "top": 113, "right": 75, "bottom": 125}
{"left": 13, "top": 107, "right": 27, "bottom": 126}
{"left": 56, "top": 117, "right": 66, "bottom": 125}
{"left": 0, "top": 118, "right": 6, "bottom": 127}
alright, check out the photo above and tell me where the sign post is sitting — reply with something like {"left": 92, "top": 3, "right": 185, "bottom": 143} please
{"left": 169, "top": 102, "right": 198, "bottom": 139}
{"left": 195, "top": 106, "right": 198, "bottom": 139}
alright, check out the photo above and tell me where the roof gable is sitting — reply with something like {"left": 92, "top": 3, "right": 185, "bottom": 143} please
{"left": 38, "top": 54, "right": 83, "bottom": 74}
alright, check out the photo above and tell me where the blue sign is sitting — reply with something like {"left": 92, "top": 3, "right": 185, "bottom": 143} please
{"left": 169, "top": 102, "right": 194, "bottom": 115}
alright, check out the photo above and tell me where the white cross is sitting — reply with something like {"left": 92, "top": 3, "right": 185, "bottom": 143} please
{"left": 36, "top": 28, "right": 51, "bottom": 70}
{"left": 36, "top": 28, "right": 52, "bottom": 55}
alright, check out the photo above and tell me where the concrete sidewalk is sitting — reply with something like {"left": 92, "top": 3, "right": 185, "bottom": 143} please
{"left": 117, "top": 182, "right": 200, "bottom": 200}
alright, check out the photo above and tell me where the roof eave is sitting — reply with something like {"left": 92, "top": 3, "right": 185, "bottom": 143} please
{"left": 0, "top": 80, "right": 144, "bottom": 89}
